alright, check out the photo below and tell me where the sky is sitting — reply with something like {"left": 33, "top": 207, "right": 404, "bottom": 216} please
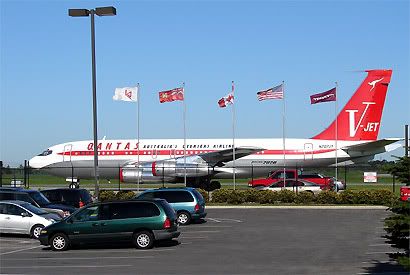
{"left": 1, "top": 0, "right": 409, "bottom": 166}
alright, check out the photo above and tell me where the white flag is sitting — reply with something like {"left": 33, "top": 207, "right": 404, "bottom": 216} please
{"left": 113, "top": 87, "right": 138, "bottom": 102}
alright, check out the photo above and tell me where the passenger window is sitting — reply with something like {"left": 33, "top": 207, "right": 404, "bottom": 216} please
{"left": 155, "top": 191, "right": 193, "bottom": 203}
{"left": 99, "top": 204, "right": 111, "bottom": 220}
{"left": 5, "top": 204, "right": 25, "bottom": 216}
{"left": 0, "top": 204, "right": 6, "bottom": 214}
{"left": 271, "top": 181, "right": 285, "bottom": 188}
{"left": 73, "top": 206, "right": 99, "bottom": 222}
{"left": 174, "top": 191, "right": 194, "bottom": 202}
{"left": 109, "top": 202, "right": 160, "bottom": 219}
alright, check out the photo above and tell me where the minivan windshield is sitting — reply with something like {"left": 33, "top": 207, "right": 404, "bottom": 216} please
{"left": 29, "top": 192, "right": 51, "bottom": 207}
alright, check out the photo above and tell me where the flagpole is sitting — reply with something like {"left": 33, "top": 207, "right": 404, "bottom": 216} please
{"left": 282, "top": 81, "right": 286, "bottom": 187}
{"left": 183, "top": 82, "right": 187, "bottom": 187}
{"left": 335, "top": 81, "right": 338, "bottom": 191}
{"left": 137, "top": 83, "right": 140, "bottom": 192}
{"left": 231, "top": 81, "right": 236, "bottom": 190}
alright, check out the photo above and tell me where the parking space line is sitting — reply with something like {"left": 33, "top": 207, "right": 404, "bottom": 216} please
{"left": 0, "top": 245, "right": 43, "bottom": 255}
{"left": 369, "top": 243, "right": 391, "bottom": 246}
{"left": 190, "top": 225, "right": 232, "bottom": 228}
{"left": 182, "top": 230, "right": 220, "bottom": 234}
{"left": 1, "top": 264, "right": 134, "bottom": 269}
{"left": 209, "top": 218, "right": 243, "bottom": 223}
{"left": 365, "top": 251, "right": 400, "bottom": 254}
{"left": 2, "top": 256, "right": 154, "bottom": 260}
{"left": 205, "top": 218, "right": 221, "bottom": 223}
{"left": 181, "top": 236, "right": 208, "bottom": 239}
{"left": 13, "top": 248, "right": 176, "bottom": 254}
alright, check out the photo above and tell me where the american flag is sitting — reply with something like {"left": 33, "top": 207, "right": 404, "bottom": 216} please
{"left": 257, "top": 84, "right": 284, "bottom": 101}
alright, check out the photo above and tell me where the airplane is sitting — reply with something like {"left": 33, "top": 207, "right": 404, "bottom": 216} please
{"left": 29, "top": 69, "right": 401, "bottom": 190}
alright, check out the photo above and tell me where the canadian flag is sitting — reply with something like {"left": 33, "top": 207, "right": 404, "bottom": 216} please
{"left": 113, "top": 87, "right": 138, "bottom": 102}
{"left": 218, "top": 93, "right": 234, "bottom": 108}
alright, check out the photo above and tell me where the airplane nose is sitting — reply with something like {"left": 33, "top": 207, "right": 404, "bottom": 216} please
{"left": 28, "top": 156, "right": 43, "bottom": 169}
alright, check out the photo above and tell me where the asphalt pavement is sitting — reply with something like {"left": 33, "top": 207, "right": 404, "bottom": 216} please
{"left": 0, "top": 208, "right": 407, "bottom": 275}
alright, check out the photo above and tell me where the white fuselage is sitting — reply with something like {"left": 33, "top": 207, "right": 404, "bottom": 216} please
{"left": 29, "top": 138, "right": 373, "bottom": 180}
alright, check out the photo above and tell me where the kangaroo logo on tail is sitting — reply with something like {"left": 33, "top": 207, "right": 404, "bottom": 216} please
{"left": 368, "top": 78, "right": 384, "bottom": 92}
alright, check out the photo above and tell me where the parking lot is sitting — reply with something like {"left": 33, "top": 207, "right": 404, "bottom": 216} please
{"left": 0, "top": 208, "right": 407, "bottom": 275}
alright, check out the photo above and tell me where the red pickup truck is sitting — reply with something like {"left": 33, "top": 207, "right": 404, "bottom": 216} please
{"left": 248, "top": 169, "right": 335, "bottom": 189}
{"left": 400, "top": 185, "right": 410, "bottom": 201}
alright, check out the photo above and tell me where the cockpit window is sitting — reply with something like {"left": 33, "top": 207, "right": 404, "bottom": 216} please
{"left": 38, "top": 149, "right": 52, "bottom": 156}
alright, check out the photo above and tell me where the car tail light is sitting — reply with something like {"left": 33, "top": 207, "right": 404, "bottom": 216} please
{"left": 194, "top": 203, "right": 200, "bottom": 213}
{"left": 163, "top": 218, "right": 171, "bottom": 229}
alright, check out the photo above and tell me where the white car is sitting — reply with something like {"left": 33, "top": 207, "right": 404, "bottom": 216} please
{"left": 0, "top": 200, "right": 61, "bottom": 238}
{"left": 257, "top": 179, "right": 323, "bottom": 195}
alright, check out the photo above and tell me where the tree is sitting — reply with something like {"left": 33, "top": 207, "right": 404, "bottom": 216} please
{"left": 388, "top": 156, "right": 410, "bottom": 183}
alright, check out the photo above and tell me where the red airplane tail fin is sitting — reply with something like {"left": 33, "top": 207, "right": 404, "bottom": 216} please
{"left": 313, "top": 69, "right": 392, "bottom": 141}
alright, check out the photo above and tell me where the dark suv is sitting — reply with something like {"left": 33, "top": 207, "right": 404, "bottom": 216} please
{"left": 39, "top": 199, "right": 180, "bottom": 251}
{"left": 137, "top": 188, "right": 206, "bottom": 225}
{"left": 41, "top": 189, "right": 93, "bottom": 208}
{"left": 0, "top": 188, "right": 76, "bottom": 217}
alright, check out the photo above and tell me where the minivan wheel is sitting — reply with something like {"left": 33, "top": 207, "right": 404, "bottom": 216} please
{"left": 177, "top": 211, "right": 191, "bottom": 225}
{"left": 30, "top": 224, "right": 44, "bottom": 239}
{"left": 50, "top": 233, "right": 69, "bottom": 251}
{"left": 133, "top": 231, "right": 154, "bottom": 249}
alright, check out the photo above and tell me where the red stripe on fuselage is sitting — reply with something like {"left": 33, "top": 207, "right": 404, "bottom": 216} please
{"left": 57, "top": 148, "right": 335, "bottom": 157}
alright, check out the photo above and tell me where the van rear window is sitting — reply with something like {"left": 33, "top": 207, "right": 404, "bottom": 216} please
{"left": 154, "top": 191, "right": 194, "bottom": 203}
{"left": 191, "top": 189, "right": 204, "bottom": 202}
{"left": 155, "top": 200, "right": 176, "bottom": 219}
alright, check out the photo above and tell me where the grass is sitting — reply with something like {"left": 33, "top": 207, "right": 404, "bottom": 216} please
{"left": 1, "top": 172, "right": 405, "bottom": 195}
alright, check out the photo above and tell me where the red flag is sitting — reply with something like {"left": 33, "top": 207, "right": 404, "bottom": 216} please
{"left": 218, "top": 93, "right": 234, "bottom": 108}
{"left": 159, "top": 87, "right": 184, "bottom": 103}
{"left": 310, "top": 87, "right": 336, "bottom": 104}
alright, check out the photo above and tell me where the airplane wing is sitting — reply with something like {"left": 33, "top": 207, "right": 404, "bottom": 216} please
{"left": 198, "top": 146, "right": 264, "bottom": 167}
{"left": 122, "top": 146, "right": 264, "bottom": 167}
{"left": 341, "top": 138, "right": 402, "bottom": 155}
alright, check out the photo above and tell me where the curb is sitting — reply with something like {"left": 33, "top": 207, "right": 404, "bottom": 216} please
{"left": 206, "top": 205, "right": 389, "bottom": 209}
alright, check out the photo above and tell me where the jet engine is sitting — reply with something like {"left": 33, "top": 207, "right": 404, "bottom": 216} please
{"left": 120, "top": 155, "right": 212, "bottom": 183}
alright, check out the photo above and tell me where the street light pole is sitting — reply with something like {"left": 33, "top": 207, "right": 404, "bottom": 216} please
{"left": 90, "top": 9, "right": 100, "bottom": 200}
{"left": 68, "top": 6, "right": 116, "bottom": 200}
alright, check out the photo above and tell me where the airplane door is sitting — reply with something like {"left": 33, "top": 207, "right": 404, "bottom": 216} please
{"left": 63, "top": 144, "right": 73, "bottom": 162}
{"left": 304, "top": 143, "right": 313, "bottom": 160}
{"left": 170, "top": 149, "right": 176, "bottom": 159}
{"left": 152, "top": 149, "right": 157, "bottom": 160}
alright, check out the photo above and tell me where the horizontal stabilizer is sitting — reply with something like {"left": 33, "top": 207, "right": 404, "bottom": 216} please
{"left": 341, "top": 138, "right": 402, "bottom": 155}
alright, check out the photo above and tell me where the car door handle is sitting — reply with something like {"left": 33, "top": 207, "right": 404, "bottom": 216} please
{"left": 5, "top": 217, "right": 10, "bottom": 220}
{"left": 100, "top": 222, "right": 107, "bottom": 226}
{"left": 92, "top": 223, "right": 100, "bottom": 227}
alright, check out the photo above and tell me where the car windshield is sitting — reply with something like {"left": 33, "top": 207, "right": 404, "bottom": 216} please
{"left": 21, "top": 203, "right": 49, "bottom": 215}
{"left": 29, "top": 192, "right": 51, "bottom": 207}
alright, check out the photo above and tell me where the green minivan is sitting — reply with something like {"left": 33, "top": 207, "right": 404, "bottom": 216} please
{"left": 38, "top": 199, "right": 180, "bottom": 251}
